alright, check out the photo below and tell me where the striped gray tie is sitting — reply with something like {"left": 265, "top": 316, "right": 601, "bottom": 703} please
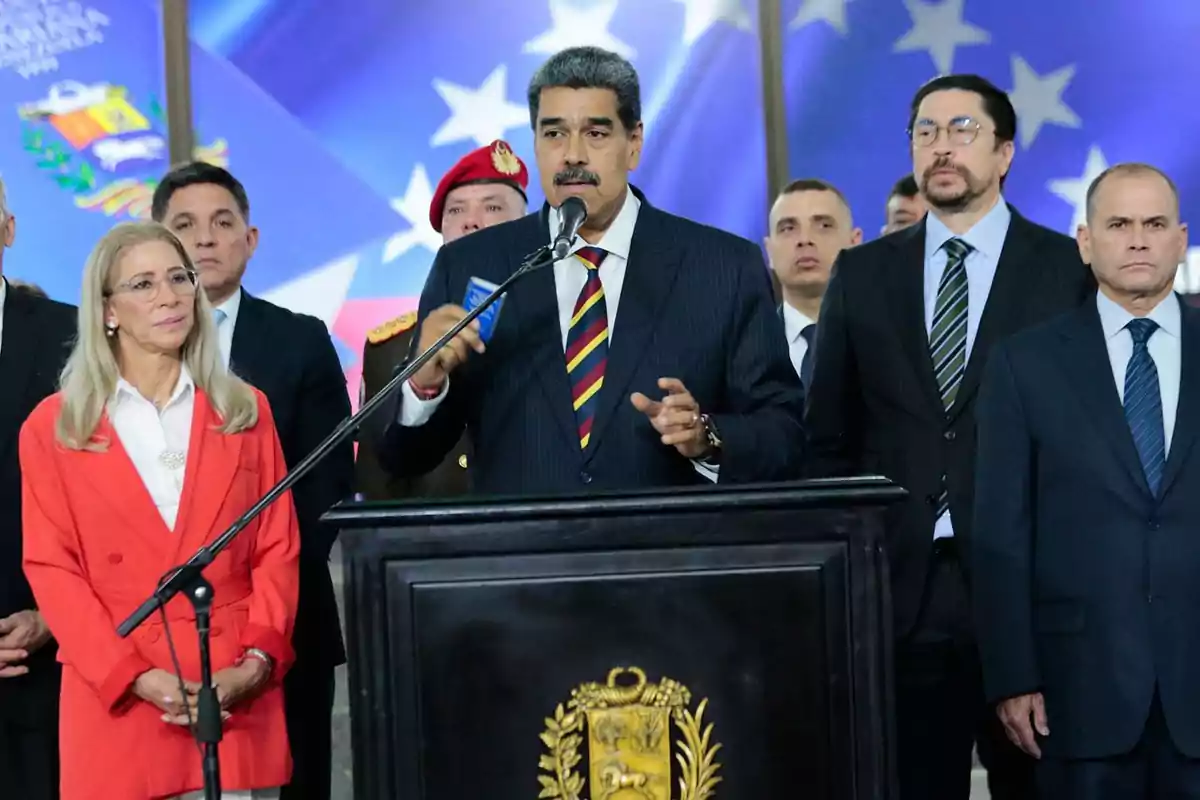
{"left": 930, "top": 237, "right": 971, "bottom": 519}
{"left": 930, "top": 237, "right": 972, "bottom": 410}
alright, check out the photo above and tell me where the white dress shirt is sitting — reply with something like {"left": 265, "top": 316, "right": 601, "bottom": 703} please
{"left": 397, "top": 191, "right": 718, "bottom": 481}
{"left": 107, "top": 367, "right": 195, "bottom": 531}
{"left": 211, "top": 288, "right": 243, "bottom": 369}
{"left": 0, "top": 277, "right": 7, "bottom": 357}
{"left": 781, "top": 302, "right": 817, "bottom": 381}
{"left": 1096, "top": 289, "right": 1181, "bottom": 454}
{"left": 923, "top": 197, "right": 1011, "bottom": 540}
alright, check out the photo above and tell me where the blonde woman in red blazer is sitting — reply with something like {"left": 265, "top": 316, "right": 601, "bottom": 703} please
{"left": 19, "top": 221, "right": 300, "bottom": 800}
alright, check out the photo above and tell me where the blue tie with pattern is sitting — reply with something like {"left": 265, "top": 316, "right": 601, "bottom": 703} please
{"left": 1123, "top": 317, "right": 1165, "bottom": 496}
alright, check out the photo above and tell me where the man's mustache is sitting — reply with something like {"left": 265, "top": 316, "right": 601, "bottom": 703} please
{"left": 924, "top": 159, "right": 969, "bottom": 180}
{"left": 554, "top": 168, "right": 600, "bottom": 186}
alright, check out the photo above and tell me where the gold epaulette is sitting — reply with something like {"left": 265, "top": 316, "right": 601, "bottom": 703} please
{"left": 366, "top": 311, "right": 417, "bottom": 345}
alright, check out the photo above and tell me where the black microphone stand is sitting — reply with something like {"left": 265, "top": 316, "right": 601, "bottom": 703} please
{"left": 116, "top": 243, "right": 558, "bottom": 800}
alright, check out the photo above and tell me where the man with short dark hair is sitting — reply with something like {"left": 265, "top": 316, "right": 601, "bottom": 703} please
{"left": 0, "top": 178, "right": 75, "bottom": 800}
{"left": 805, "top": 73, "right": 1095, "bottom": 799}
{"left": 379, "top": 45, "right": 804, "bottom": 493}
{"left": 884, "top": 173, "right": 927, "bottom": 235}
{"left": 763, "top": 178, "right": 860, "bottom": 387}
{"left": 152, "top": 163, "right": 354, "bottom": 800}
{"left": 976, "top": 162, "right": 1200, "bottom": 799}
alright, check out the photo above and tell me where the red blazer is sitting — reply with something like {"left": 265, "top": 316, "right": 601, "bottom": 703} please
{"left": 20, "top": 387, "right": 300, "bottom": 800}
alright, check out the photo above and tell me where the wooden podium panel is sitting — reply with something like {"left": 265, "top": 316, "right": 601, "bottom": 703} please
{"left": 326, "top": 478, "right": 903, "bottom": 800}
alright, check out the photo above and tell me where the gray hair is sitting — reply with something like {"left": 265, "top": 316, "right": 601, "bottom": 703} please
{"left": 527, "top": 46, "right": 641, "bottom": 132}
{"left": 56, "top": 221, "right": 258, "bottom": 450}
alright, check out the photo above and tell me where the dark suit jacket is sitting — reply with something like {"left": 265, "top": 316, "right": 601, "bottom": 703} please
{"left": 0, "top": 281, "right": 75, "bottom": 719}
{"left": 230, "top": 291, "right": 353, "bottom": 667}
{"left": 356, "top": 324, "right": 471, "bottom": 499}
{"left": 973, "top": 298, "right": 1200, "bottom": 759}
{"left": 379, "top": 189, "right": 805, "bottom": 493}
{"left": 805, "top": 208, "right": 1095, "bottom": 637}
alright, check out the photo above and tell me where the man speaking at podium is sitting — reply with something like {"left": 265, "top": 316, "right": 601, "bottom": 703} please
{"left": 378, "top": 46, "right": 804, "bottom": 493}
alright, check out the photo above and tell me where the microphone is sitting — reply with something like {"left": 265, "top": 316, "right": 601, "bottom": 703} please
{"left": 552, "top": 196, "right": 588, "bottom": 260}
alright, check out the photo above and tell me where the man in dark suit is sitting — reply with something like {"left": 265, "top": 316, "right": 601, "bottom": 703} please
{"left": 975, "top": 163, "right": 1199, "bottom": 799}
{"left": 0, "top": 193, "right": 76, "bottom": 799}
{"left": 356, "top": 139, "right": 529, "bottom": 500}
{"left": 379, "top": 45, "right": 804, "bottom": 493}
{"left": 763, "top": 178, "right": 860, "bottom": 388}
{"left": 152, "top": 163, "right": 354, "bottom": 800}
{"left": 805, "top": 74, "right": 1095, "bottom": 799}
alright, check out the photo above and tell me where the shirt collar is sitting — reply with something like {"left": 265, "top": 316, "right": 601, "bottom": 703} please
{"left": 213, "top": 287, "right": 242, "bottom": 325}
{"left": 0, "top": 276, "right": 6, "bottom": 315}
{"left": 924, "top": 195, "right": 1011, "bottom": 263}
{"left": 1096, "top": 289, "right": 1181, "bottom": 341}
{"left": 113, "top": 364, "right": 196, "bottom": 409}
{"left": 547, "top": 188, "right": 641, "bottom": 261}
{"left": 781, "top": 302, "right": 817, "bottom": 343}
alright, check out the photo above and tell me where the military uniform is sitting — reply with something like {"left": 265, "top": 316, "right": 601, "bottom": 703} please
{"left": 355, "top": 312, "right": 471, "bottom": 499}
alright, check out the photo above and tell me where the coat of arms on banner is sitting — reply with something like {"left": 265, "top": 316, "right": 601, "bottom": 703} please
{"left": 17, "top": 81, "right": 229, "bottom": 218}
{"left": 538, "top": 666, "right": 722, "bottom": 800}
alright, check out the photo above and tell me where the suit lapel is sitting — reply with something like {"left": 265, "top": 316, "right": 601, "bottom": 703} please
{"left": 514, "top": 217, "right": 581, "bottom": 453}
{"left": 1159, "top": 300, "right": 1200, "bottom": 498}
{"left": 170, "top": 390, "right": 242, "bottom": 562}
{"left": 1056, "top": 305, "right": 1150, "bottom": 496}
{"left": 585, "top": 205, "right": 685, "bottom": 457}
{"left": 0, "top": 285, "right": 39, "bottom": 460}
{"left": 949, "top": 211, "right": 1036, "bottom": 423}
{"left": 79, "top": 415, "right": 175, "bottom": 554}
{"left": 228, "top": 289, "right": 262, "bottom": 380}
{"left": 885, "top": 222, "right": 945, "bottom": 415}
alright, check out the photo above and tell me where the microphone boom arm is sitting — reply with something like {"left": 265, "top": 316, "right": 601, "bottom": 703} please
{"left": 117, "top": 241, "right": 558, "bottom": 638}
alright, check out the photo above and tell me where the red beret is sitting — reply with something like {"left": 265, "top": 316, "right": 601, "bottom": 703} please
{"left": 429, "top": 140, "right": 530, "bottom": 232}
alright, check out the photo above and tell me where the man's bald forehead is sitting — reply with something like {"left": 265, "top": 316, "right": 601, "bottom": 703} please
{"left": 1086, "top": 162, "right": 1180, "bottom": 223}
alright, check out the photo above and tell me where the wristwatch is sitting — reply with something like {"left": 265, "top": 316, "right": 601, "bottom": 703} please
{"left": 698, "top": 413, "right": 722, "bottom": 464}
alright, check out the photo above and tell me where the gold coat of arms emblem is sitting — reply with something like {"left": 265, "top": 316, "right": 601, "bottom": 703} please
{"left": 537, "top": 666, "right": 722, "bottom": 800}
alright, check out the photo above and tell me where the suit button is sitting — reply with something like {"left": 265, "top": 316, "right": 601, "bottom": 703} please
{"left": 925, "top": 494, "right": 938, "bottom": 506}
{"left": 1148, "top": 518, "right": 1161, "bottom": 530}
{"left": 580, "top": 471, "right": 593, "bottom": 484}
{"left": 108, "top": 553, "right": 123, "bottom": 564}
{"left": 944, "top": 430, "right": 956, "bottom": 441}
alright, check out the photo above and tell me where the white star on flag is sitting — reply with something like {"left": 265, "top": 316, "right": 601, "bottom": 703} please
{"left": 1007, "top": 55, "right": 1081, "bottom": 149}
{"left": 383, "top": 164, "right": 442, "bottom": 263}
{"left": 673, "top": 0, "right": 753, "bottom": 46}
{"left": 790, "top": 0, "right": 852, "bottom": 35}
{"left": 1047, "top": 145, "right": 1108, "bottom": 234}
{"left": 260, "top": 253, "right": 359, "bottom": 329}
{"left": 431, "top": 65, "right": 528, "bottom": 149}
{"left": 893, "top": 0, "right": 989, "bottom": 75}
{"left": 524, "top": 0, "right": 636, "bottom": 59}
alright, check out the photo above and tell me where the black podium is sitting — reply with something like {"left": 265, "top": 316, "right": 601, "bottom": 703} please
{"left": 325, "top": 477, "right": 904, "bottom": 800}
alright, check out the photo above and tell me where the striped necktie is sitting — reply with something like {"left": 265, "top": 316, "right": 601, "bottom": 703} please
{"left": 565, "top": 246, "right": 608, "bottom": 450}
{"left": 930, "top": 237, "right": 972, "bottom": 410}
{"left": 1124, "top": 318, "right": 1165, "bottom": 495}
{"left": 930, "top": 237, "right": 971, "bottom": 519}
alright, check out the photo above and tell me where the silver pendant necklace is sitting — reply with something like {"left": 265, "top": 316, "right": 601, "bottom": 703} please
{"left": 158, "top": 450, "right": 186, "bottom": 470}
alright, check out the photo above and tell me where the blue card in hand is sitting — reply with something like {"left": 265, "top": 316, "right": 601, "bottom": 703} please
{"left": 464, "top": 276, "right": 505, "bottom": 343}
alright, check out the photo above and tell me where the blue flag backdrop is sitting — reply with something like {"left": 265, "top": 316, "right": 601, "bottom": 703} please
{"left": 2, "top": 0, "right": 1197, "bottom": 405}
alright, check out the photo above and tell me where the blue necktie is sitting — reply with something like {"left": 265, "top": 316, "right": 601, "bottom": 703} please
{"left": 1124, "top": 317, "right": 1165, "bottom": 495}
{"left": 799, "top": 323, "right": 817, "bottom": 388}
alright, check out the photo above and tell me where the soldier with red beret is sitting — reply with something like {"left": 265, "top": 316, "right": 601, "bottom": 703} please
{"left": 356, "top": 140, "right": 529, "bottom": 500}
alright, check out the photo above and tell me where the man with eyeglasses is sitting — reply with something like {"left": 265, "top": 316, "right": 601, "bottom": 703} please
{"left": 151, "top": 163, "right": 354, "bottom": 800}
{"left": 0, "top": 178, "right": 75, "bottom": 799}
{"left": 805, "top": 74, "right": 1095, "bottom": 799}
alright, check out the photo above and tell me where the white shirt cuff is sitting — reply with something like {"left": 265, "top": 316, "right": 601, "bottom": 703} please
{"left": 692, "top": 459, "right": 719, "bottom": 483}
{"left": 398, "top": 377, "right": 449, "bottom": 427}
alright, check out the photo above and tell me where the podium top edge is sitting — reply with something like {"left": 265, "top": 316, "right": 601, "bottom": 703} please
{"left": 323, "top": 476, "right": 906, "bottom": 527}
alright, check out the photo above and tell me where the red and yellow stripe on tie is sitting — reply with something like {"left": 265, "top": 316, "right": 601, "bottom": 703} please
{"left": 565, "top": 247, "right": 608, "bottom": 449}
